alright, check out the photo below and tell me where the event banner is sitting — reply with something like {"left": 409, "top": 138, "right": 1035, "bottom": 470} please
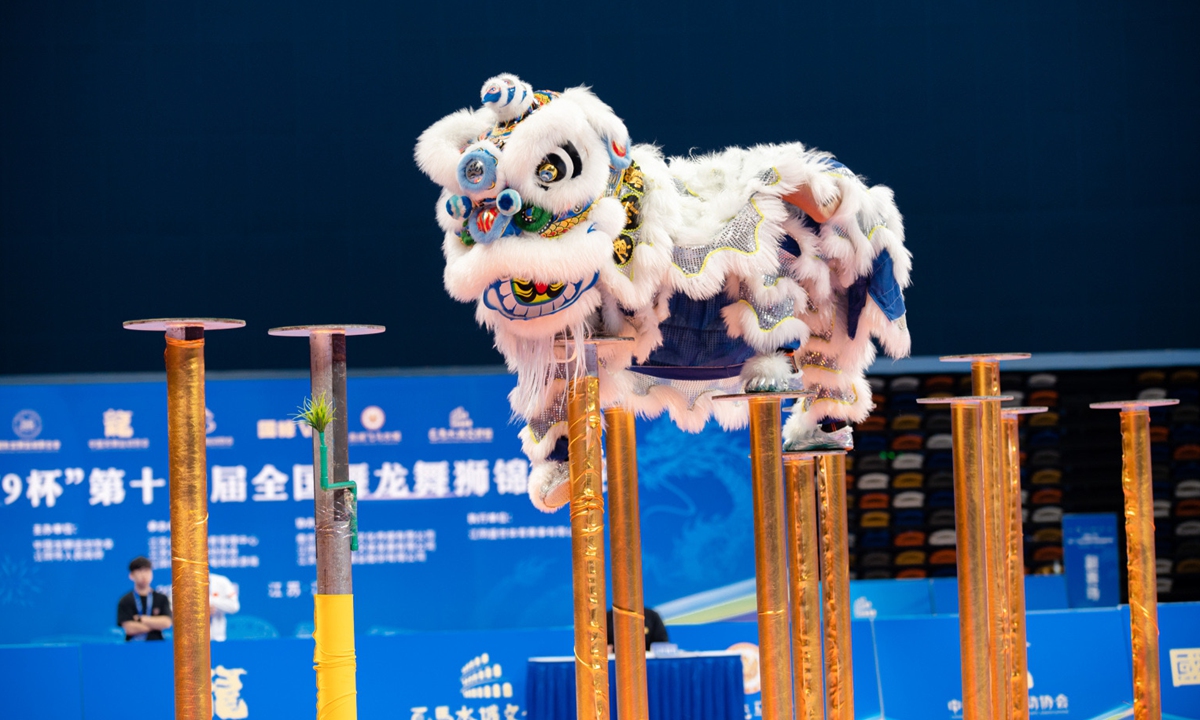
{"left": 0, "top": 371, "right": 758, "bottom": 644}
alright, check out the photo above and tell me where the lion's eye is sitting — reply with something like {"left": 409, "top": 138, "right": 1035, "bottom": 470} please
{"left": 537, "top": 154, "right": 566, "bottom": 183}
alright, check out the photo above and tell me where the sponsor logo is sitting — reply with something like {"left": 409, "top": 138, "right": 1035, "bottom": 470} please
{"left": 88, "top": 409, "right": 149, "bottom": 450}
{"left": 256, "top": 418, "right": 311, "bottom": 440}
{"left": 428, "top": 407, "right": 494, "bottom": 444}
{"left": 727, "top": 642, "right": 761, "bottom": 695}
{"left": 1, "top": 410, "right": 60, "bottom": 453}
{"left": 13, "top": 410, "right": 41, "bottom": 439}
{"left": 349, "top": 404, "right": 400, "bottom": 446}
{"left": 205, "top": 408, "right": 234, "bottom": 448}
{"left": 361, "top": 406, "right": 385, "bottom": 431}
{"left": 460, "top": 652, "right": 514, "bottom": 700}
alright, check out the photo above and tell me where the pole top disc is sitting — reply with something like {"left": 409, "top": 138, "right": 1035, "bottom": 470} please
{"left": 939, "top": 353, "right": 1031, "bottom": 363}
{"left": 713, "top": 391, "right": 815, "bottom": 402}
{"left": 1089, "top": 399, "right": 1180, "bottom": 411}
{"left": 268, "top": 324, "right": 386, "bottom": 337}
{"left": 551, "top": 334, "right": 634, "bottom": 348}
{"left": 1000, "top": 406, "right": 1050, "bottom": 416}
{"left": 124, "top": 318, "right": 245, "bottom": 331}
{"left": 783, "top": 449, "right": 849, "bottom": 460}
{"left": 916, "top": 395, "right": 1015, "bottom": 405}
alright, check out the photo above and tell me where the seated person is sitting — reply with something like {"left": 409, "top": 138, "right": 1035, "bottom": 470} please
{"left": 606, "top": 606, "right": 669, "bottom": 652}
{"left": 117, "top": 557, "right": 172, "bottom": 641}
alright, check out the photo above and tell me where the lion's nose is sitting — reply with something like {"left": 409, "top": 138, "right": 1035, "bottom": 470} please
{"left": 456, "top": 149, "right": 498, "bottom": 196}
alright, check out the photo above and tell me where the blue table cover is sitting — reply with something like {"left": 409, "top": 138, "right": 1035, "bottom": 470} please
{"left": 526, "top": 652, "right": 745, "bottom": 720}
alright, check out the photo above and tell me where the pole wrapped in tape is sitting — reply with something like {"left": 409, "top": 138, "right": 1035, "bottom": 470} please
{"left": 568, "top": 365, "right": 610, "bottom": 720}
{"left": 165, "top": 333, "right": 212, "bottom": 720}
{"left": 314, "top": 594, "right": 358, "bottom": 720}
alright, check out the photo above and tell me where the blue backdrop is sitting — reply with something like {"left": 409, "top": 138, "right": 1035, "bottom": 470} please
{"left": 0, "top": 370, "right": 760, "bottom": 643}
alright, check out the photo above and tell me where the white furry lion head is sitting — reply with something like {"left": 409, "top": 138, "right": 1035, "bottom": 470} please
{"left": 415, "top": 74, "right": 660, "bottom": 347}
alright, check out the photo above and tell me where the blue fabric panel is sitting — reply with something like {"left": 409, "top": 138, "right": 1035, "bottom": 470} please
{"left": 547, "top": 435, "right": 569, "bottom": 462}
{"left": 868, "top": 249, "right": 907, "bottom": 322}
{"left": 526, "top": 654, "right": 744, "bottom": 720}
{"left": 640, "top": 293, "right": 755, "bottom": 370}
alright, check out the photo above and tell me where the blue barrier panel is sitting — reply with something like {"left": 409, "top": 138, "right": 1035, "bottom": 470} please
{"left": 850, "top": 578, "right": 934, "bottom": 618}
{"left": 871, "top": 607, "right": 1133, "bottom": 719}
{"left": 931, "top": 575, "right": 1069, "bottom": 615}
{"left": 1161, "top": 602, "right": 1200, "bottom": 717}
{"left": 1, "top": 603, "right": 1198, "bottom": 719}
{"left": 1063, "top": 513, "right": 1120, "bottom": 608}
{"left": 359, "top": 627, "right": 574, "bottom": 718}
{"left": 0, "top": 644, "right": 83, "bottom": 718}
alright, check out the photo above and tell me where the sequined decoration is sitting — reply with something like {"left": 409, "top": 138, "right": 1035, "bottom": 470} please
{"left": 672, "top": 199, "right": 764, "bottom": 277}
{"left": 527, "top": 391, "right": 568, "bottom": 443}
{"left": 628, "top": 372, "right": 745, "bottom": 411}
{"left": 756, "top": 167, "right": 781, "bottom": 186}
{"left": 738, "top": 283, "right": 795, "bottom": 331}
{"left": 798, "top": 351, "right": 841, "bottom": 374}
{"left": 801, "top": 383, "right": 858, "bottom": 412}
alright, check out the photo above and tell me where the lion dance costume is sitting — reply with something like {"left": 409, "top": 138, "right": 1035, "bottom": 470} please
{"left": 416, "top": 74, "right": 912, "bottom": 511}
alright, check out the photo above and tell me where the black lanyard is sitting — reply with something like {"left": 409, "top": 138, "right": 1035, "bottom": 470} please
{"left": 135, "top": 591, "right": 153, "bottom": 617}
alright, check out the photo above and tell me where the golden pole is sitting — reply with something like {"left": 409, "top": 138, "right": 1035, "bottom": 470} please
{"left": 568, "top": 342, "right": 610, "bottom": 720}
{"left": 972, "top": 361, "right": 1008, "bottom": 719}
{"left": 604, "top": 407, "right": 649, "bottom": 720}
{"left": 125, "top": 318, "right": 244, "bottom": 720}
{"left": 816, "top": 451, "right": 853, "bottom": 720}
{"left": 917, "top": 396, "right": 994, "bottom": 720}
{"left": 943, "top": 353, "right": 1028, "bottom": 720}
{"left": 1000, "top": 407, "right": 1047, "bottom": 720}
{"left": 783, "top": 454, "right": 824, "bottom": 720}
{"left": 1092, "top": 399, "right": 1177, "bottom": 720}
{"left": 745, "top": 397, "right": 795, "bottom": 720}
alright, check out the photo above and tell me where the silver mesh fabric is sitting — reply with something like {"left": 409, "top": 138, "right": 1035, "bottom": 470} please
{"left": 738, "top": 283, "right": 795, "bottom": 331}
{"left": 672, "top": 200, "right": 762, "bottom": 276}
{"left": 801, "top": 382, "right": 858, "bottom": 412}
{"left": 757, "top": 167, "right": 780, "bottom": 185}
{"left": 527, "top": 391, "right": 567, "bottom": 443}
{"left": 798, "top": 350, "right": 841, "bottom": 373}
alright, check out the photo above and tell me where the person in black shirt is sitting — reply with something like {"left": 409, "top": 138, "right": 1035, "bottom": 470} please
{"left": 116, "top": 557, "right": 172, "bottom": 641}
{"left": 606, "top": 606, "right": 669, "bottom": 652}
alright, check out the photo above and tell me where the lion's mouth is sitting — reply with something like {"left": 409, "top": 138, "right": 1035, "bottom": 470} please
{"left": 481, "top": 273, "right": 599, "bottom": 320}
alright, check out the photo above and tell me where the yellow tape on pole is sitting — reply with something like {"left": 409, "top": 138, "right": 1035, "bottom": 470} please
{"left": 314, "top": 594, "right": 358, "bottom": 720}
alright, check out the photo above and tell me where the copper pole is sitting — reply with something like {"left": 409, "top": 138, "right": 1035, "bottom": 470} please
{"left": 1118, "top": 410, "right": 1156, "bottom": 720}
{"left": 1089, "top": 398, "right": 1176, "bottom": 720}
{"left": 744, "top": 397, "right": 794, "bottom": 720}
{"left": 604, "top": 406, "right": 649, "bottom": 720}
{"left": 1121, "top": 409, "right": 1162, "bottom": 720}
{"left": 784, "top": 455, "right": 824, "bottom": 720}
{"left": 816, "top": 452, "right": 853, "bottom": 720}
{"left": 950, "top": 400, "right": 993, "bottom": 719}
{"left": 1001, "top": 410, "right": 1042, "bottom": 720}
{"left": 971, "top": 362, "right": 1009, "bottom": 719}
{"left": 568, "top": 343, "right": 610, "bottom": 720}
{"left": 125, "top": 318, "right": 243, "bottom": 720}
{"left": 165, "top": 327, "right": 212, "bottom": 720}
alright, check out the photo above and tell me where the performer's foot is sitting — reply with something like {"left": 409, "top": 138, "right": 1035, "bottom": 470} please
{"left": 784, "top": 425, "right": 854, "bottom": 451}
{"left": 528, "top": 460, "right": 571, "bottom": 513}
